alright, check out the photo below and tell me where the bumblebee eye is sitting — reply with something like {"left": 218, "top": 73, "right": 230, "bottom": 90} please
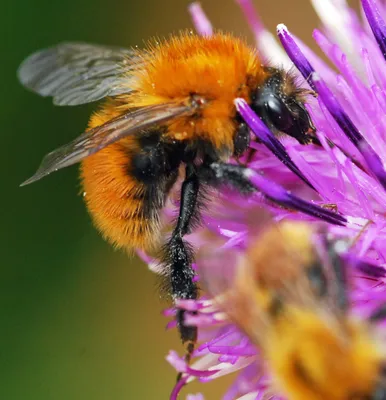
{"left": 251, "top": 71, "right": 316, "bottom": 145}
{"left": 259, "top": 96, "right": 315, "bottom": 144}
{"left": 264, "top": 97, "right": 294, "bottom": 131}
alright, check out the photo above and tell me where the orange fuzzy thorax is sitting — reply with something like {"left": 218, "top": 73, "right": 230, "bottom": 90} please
{"left": 129, "top": 33, "right": 265, "bottom": 153}
{"left": 80, "top": 33, "right": 266, "bottom": 252}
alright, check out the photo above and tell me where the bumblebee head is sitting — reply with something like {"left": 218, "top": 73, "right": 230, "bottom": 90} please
{"left": 251, "top": 69, "right": 316, "bottom": 144}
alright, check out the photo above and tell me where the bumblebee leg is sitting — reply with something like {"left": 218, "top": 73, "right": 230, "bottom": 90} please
{"left": 197, "top": 161, "right": 255, "bottom": 194}
{"left": 164, "top": 164, "right": 199, "bottom": 375}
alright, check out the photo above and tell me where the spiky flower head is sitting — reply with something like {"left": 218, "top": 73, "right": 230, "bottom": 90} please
{"left": 144, "top": 1, "right": 386, "bottom": 398}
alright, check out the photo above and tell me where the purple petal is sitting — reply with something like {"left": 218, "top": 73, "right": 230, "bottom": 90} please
{"left": 235, "top": 0, "right": 264, "bottom": 37}
{"left": 310, "top": 74, "right": 363, "bottom": 146}
{"left": 312, "top": 74, "right": 386, "bottom": 190}
{"left": 291, "top": 32, "right": 337, "bottom": 86}
{"left": 277, "top": 23, "right": 386, "bottom": 192}
{"left": 352, "top": 257, "right": 386, "bottom": 278}
{"left": 362, "top": 0, "right": 386, "bottom": 59}
{"left": 358, "top": 140, "right": 386, "bottom": 189}
{"left": 244, "top": 168, "right": 347, "bottom": 225}
{"left": 188, "top": 2, "right": 213, "bottom": 36}
{"left": 235, "top": 0, "right": 290, "bottom": 67}
{"left": 277, "top": 23, "right": 315, "bottom": 88}
{"left": 278, "top": 25, "right": 362, "bottom": 147}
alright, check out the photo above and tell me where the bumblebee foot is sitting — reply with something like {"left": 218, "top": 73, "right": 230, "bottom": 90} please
{"left": 176, "top": 309, "right": 197, "bottom": 382}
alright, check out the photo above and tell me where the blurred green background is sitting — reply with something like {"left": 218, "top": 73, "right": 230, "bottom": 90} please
{"left": 1, "top": 0, "right": 355, "bottom": 399}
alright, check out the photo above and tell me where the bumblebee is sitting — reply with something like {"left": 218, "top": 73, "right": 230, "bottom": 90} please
{"left": 200, "top": 221, "right": 386, "bottom": 399}
{"left": 18, "top": 33, "right": 316, "bottom": 353}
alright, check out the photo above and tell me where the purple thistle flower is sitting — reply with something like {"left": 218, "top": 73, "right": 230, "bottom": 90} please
{"left": 142, "top": 0, "right": 386, "bottom": 398}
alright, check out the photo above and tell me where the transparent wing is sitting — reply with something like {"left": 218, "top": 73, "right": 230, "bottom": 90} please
{"left": 18, "top": 42, "right": 143, "bottom": 106}
{"left": 21, "top": 101, "right": 194, "bottom": 186}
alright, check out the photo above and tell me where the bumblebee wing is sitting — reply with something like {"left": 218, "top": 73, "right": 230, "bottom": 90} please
{"left": 21, "top": 101, "right": 194, "bottom": 186}
{"left": 18, "top": 42, "right": 143, "bottom": 106}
